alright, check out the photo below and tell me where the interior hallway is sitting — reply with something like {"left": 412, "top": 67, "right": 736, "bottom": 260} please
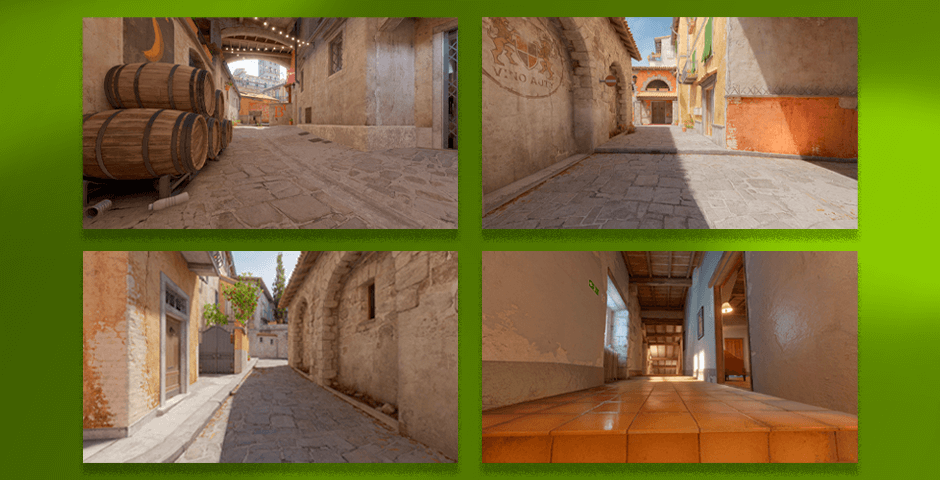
{"left": 482, "top": 251, "right": 858, "bottom": 463}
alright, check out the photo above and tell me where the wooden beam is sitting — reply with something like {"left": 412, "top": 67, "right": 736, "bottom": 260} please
{"left": 645, "top": 252, "right": 652, "bottom": 276}
{"left": 632, "top": 277, "right": 692, "bottom": 287}
{"left": 641, "top": 309, "right": 684, "bottom": 319}
{"left": 643, "top": 319, "right": 683, "bottom": 326}
{"left": 667, "top": 251, "right": 673, "bottom": 278}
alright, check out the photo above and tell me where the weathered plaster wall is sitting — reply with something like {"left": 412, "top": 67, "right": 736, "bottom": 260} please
{"left": 297, "top": 19, "right": 368, "bottom": 126}
{"left": 336, "top": 252, "right": 398, "bottom": 406}
{"left": 725, "top": 96, "right": 858, "bottom": 158}
{"left": 482, "top": 251, "right": 631, "bottom": 409}
{"left": 367, "top": 19, "right": 416, "bottom": 126}
{"left": 482, "top": 17, "right": 577, "bottom": 194}
{"left": 677, "top": 17, "right": 727, "bottom": 143}
{"left": 682, "top": 251, "right": 722, "bottom": 383}
{"left": 125, "top": 251, "right": 201, "bottom": 424}
{"left": 251, "top": 327, "right": 289, "bottom": 359}
{"left": 482, "top": 17, "right": 634, "bottom": 194}
{"left": 633, "top": 68, "right": 678, "bottom": 125}
{"left": 82, "top": 18, "right": 123, "bottom": 114}
{"left": 626, "top": 285, "right": 644, "bottom": 375}
{"left": 727, "top": 18, "right": 857, "bottom": 96}
{"left": 83, "top": 251, "right": 130, "bottom": 430}
{"left": 394, "top": 251, "right": 459, "bottom": 461}
{"left": 745, "top": 251, "right": 858, "bottom": 415}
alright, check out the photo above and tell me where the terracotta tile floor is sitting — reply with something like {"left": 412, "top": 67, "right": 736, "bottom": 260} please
{"left": 482, "top": 377, "right": 857, "bottom": 463}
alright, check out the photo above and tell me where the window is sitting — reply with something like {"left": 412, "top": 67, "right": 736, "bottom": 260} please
{"left": 330, "top": 35, "right": 343, "bottom": 75}
{"left": 305, "top": 107, "right": 312, "bottom": 124}
{"left": 703, "top": 17, "right": 714, "bottom": 59}
{"left": 647, "top": 80, "right": 670, "bottom": 92}
{"left": 368, "top": 282, "right": 376, "bottom": 319}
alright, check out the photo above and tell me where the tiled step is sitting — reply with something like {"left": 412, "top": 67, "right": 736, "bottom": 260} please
{"left": 482, "top": 377, "right": 857, "bottom": 463}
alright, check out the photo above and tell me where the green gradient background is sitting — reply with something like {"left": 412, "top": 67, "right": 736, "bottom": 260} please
{"left": 0, "top": 0, "right": 935, "bottom": 478}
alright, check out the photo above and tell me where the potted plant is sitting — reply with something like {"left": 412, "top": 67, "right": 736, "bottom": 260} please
{"left": 683, "top": 116, "right": 695, "bottom": 132}
{"left": 289, "top": 118, "right": 293, "bottom": 125}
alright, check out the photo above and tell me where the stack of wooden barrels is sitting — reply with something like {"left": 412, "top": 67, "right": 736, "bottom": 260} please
{"left": 82, "top": 62, "right": 235, "bottom": 180}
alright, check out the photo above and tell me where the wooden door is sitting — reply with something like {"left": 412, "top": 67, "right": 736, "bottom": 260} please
{"left": 166, "top": 318, "right": 181, "bottom": 398}
{"left": 725, "top": 338, "right": 743, "bottom": 358}
{"left": 724, "top": 338, "right": 745, "bottom": 377}
{"left": 652, "top": 101, "right": 666, "bottom": 124}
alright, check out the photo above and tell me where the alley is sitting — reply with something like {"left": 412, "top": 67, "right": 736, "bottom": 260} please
{"left": 177, "top": 360, "right": 453, "bottom": 463}
{"left": 83, "top": 126, "right": 458, "bottom": 229}
{"left": 483, "top": 128, "right": 857, "bottom": 229}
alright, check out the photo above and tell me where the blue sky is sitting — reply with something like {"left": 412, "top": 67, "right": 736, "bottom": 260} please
{"left": 231, "top": 251, "right": 301, "bottom": 292}
{"left": 625, "top": 17, "right": 675, "bottom": 66}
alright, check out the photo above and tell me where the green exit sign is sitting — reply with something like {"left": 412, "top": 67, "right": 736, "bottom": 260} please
{"left": 588, "top": 280, "right": 600, "bottom": 295}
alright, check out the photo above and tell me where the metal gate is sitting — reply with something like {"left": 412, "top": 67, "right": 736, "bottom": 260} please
{"left": 199, "top": 326, "right": 235, "bottom": 374}
{"left": 445, "top": 28, "right": 458, "bottom": 149}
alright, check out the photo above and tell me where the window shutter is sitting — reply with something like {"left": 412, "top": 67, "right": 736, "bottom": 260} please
{"left": 691, "top": 51, "right": 696, "bottom": 73}
{"left": 704, "top": 17, "right": 713, "bottom": 58}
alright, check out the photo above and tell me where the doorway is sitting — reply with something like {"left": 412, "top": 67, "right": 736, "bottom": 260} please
{"left": 652, "top": 101, "right": 668, "bottom": 124}
{"left": 604, "top": 275, "right": 629, "bottom": 382}
{"left": 704, "top": 87, "right": 715, "bottom": 136}
{"left": 710, "top": 252, "right": 752, "bottom": 390}
{"left": 165, "top": 317, "right": 182, "bottom": 399}
{"left": 444, "top": 28, "right": 458, "bottom": 149}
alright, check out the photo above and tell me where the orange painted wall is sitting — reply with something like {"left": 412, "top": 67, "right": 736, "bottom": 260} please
{"left": 635, "top": 69, "right": 675, "bottom": 92}
{"left": 239, "top": 98, "right": 278, "bottom": 123}
{"left": 726, "top": 97, "right": 858, "bottom": 158}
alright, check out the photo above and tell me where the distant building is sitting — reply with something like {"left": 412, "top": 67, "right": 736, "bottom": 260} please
{"left": 633, "top": 66, "right": 678, "bottom": 125}
{"left": 648, "top": 34, "right": 677, "bottom": 67}
{"left": 245, "top": 277, "right": 288, "bottom": 359}
{"left": 233, "top": 60, "right": 284, "bottom": 94}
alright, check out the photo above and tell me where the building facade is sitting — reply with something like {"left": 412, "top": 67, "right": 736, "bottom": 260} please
{"left": 245, "top": 277, "right": 289, "bottom": 359}
{"left": 281, "top": 251, "right": 459, "bottom": 459}
{"left": 648, "top": 34, "right": 677, "bottom": 67}
{"left": 633, "top": 66, "right": 678, "bottom": 125}
{"left": 675, "top": 17, "right": 858, "bottom": 158}
{"left": 482, "top": 17, "right": 642, "bottom": 195}
{"left": 290, "top": 17, "right": 459, "bottom": 151}
{"left": 83, "top": 251, "right": 226, "bottom": 440}
{"left": 82, "top": 18, "right": 241, "bottom": 122}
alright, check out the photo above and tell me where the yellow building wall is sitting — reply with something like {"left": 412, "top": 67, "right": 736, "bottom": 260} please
{"left": 677, "top": 17, "right": 727, "bottom": 129}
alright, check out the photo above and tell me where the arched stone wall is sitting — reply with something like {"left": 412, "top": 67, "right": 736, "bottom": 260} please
{"left": 312, "top": 251, "right": 364, "bottom": 384}
{"left": 643, "top": 75, "right": 673, "bottom": 91}
{"left": 290, "top": 299, "right": 308, "bottom": 370}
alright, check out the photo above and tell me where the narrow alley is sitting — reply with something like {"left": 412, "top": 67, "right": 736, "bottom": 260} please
{"left": 482, "top": 251, "right": 858, "bottom": 463}
{"left": 178, "top": 360, "right": 452, "bottom": 463}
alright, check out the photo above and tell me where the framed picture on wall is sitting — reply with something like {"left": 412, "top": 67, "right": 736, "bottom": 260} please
{"left": 697, "top": 306, "right": 705, "bottom": 340}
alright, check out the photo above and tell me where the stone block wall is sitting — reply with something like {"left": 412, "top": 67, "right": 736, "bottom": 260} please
{"left": 286, "top": 251, "right": 458, "bottom": 459}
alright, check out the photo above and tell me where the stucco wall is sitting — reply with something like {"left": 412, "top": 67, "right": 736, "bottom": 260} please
{"left": 367, "top": 19, "right": 416, "bottom": 126}
{"left": 297, "top": 18, "right": 368, "bottom": 126}
{"left": 682, "top": 251, "right": 722, "bottom": 383}
{"left": 482, "top": 17, "right": 577, "bottom": 194}
{"left": 482, "top": 251, "right": 631, "bottom": 409}
{"left": 726, "top": 18, "right": 857, "bottom": 96}
{"left": 676, "top": 17, "right": 727, "bottom": 140}
{"left": 745, "top": 251, "right": 858, "bottom": 415}
{"left": 634, "top": 68, "right": 678, "bottom": 125}
{"left": 725, "top": 96, "right": 858, "bottom": 158}
{"left": 83, "top": 251, "right": 130, "bottom": 430}
{"left": 126, "top": 251, "right": 201, "bottom": 424}
{"left": 482, "top": 17, "right": 634, "bottom": 194}
{"left": 413, "top": 18, "right": 456, "bottom": 149}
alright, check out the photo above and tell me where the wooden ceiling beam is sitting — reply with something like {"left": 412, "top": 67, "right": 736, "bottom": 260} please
{"left": 632, "top": 277, "right": 692, "bottom": 287}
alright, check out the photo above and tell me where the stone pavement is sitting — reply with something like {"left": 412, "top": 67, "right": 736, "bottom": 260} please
{"left": 83, "top": 359, "right": 257, "bottom": 463}
{"left": 596, "top": 125, "right": 727, "bottom": 153}
{"left": 176, "top": 359, "right": 453, "bottom": 463}
{"left": 83, "top": 126, "right": 458, "bottom": 229}
{"left": 483, "top": 152, "right": 858, "bottom": 229}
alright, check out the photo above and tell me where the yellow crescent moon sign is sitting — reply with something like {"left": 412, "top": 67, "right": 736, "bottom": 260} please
{"left": 143, "top": 18, "right": 164, "bottom": 62}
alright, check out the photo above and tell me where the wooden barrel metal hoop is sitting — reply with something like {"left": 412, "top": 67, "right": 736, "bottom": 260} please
{"left": 167, "top": 64, "right": 181, "bottom": 110}
{"left": 140, "top": 109, "right": 166, "bottom": 177}
{"left": 91, "top": 110, "right": 124, "bottom": 180}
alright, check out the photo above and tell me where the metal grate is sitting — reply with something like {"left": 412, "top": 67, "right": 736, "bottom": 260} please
{"left": 165, "top": 290, "right": 187, "bottom": 315}
{"left": 330, "top": 36, "right": 343, "bottom": 75}
{"left": 446, "top": 29, "right": 458, "bottom": 149}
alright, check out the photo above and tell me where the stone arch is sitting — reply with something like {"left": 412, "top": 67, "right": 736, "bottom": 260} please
{"left": 555, "top": 17, "right": 599, "bottom": 152}
{"left": 312, "top": 251, "right": 365, "bottom": 385}
{"left": 291, "top": 299, "right": 308, "bottom": 371}
{"left": 608, "top": 62, "right": 630, "bottom": 136}
{"left": 643, "top": 75, "right": 673, "bottom": 92}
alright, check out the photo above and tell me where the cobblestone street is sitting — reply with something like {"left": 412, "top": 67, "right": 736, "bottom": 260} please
{"left": 176, "top": 360, "right": 453, "bottom": 463}
{"left": 483, "top": 151, "right": 858, "bottom": 229}
{"left": 84, "top": 126, "right": 458, "bottom": 229}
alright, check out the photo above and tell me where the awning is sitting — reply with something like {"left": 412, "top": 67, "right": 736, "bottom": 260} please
{"left": 636, "top": 92, "right": 677, "bottom": 99}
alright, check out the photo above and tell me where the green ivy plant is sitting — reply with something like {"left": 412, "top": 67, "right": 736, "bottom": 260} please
{"left": 203, "top": 274, "right": 261, "bottom": 328}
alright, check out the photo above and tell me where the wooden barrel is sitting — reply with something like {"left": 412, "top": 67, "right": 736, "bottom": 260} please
{"left": 226, "top": 119, "right": 233, "bottom": 143}
{"left": 219, "top": 119, "right": 230, "bottom": 150}
{"left": 213, "top": 90, "right": 224, "bottom": 121}
{"left": 83, "top": 109, "right": 208, "bottom": 180}
{"left": 104, "top": 63, "right": 216, "bottom": 115}
{"left": 205, "top": 117, "right": 222, "bottom": 160}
